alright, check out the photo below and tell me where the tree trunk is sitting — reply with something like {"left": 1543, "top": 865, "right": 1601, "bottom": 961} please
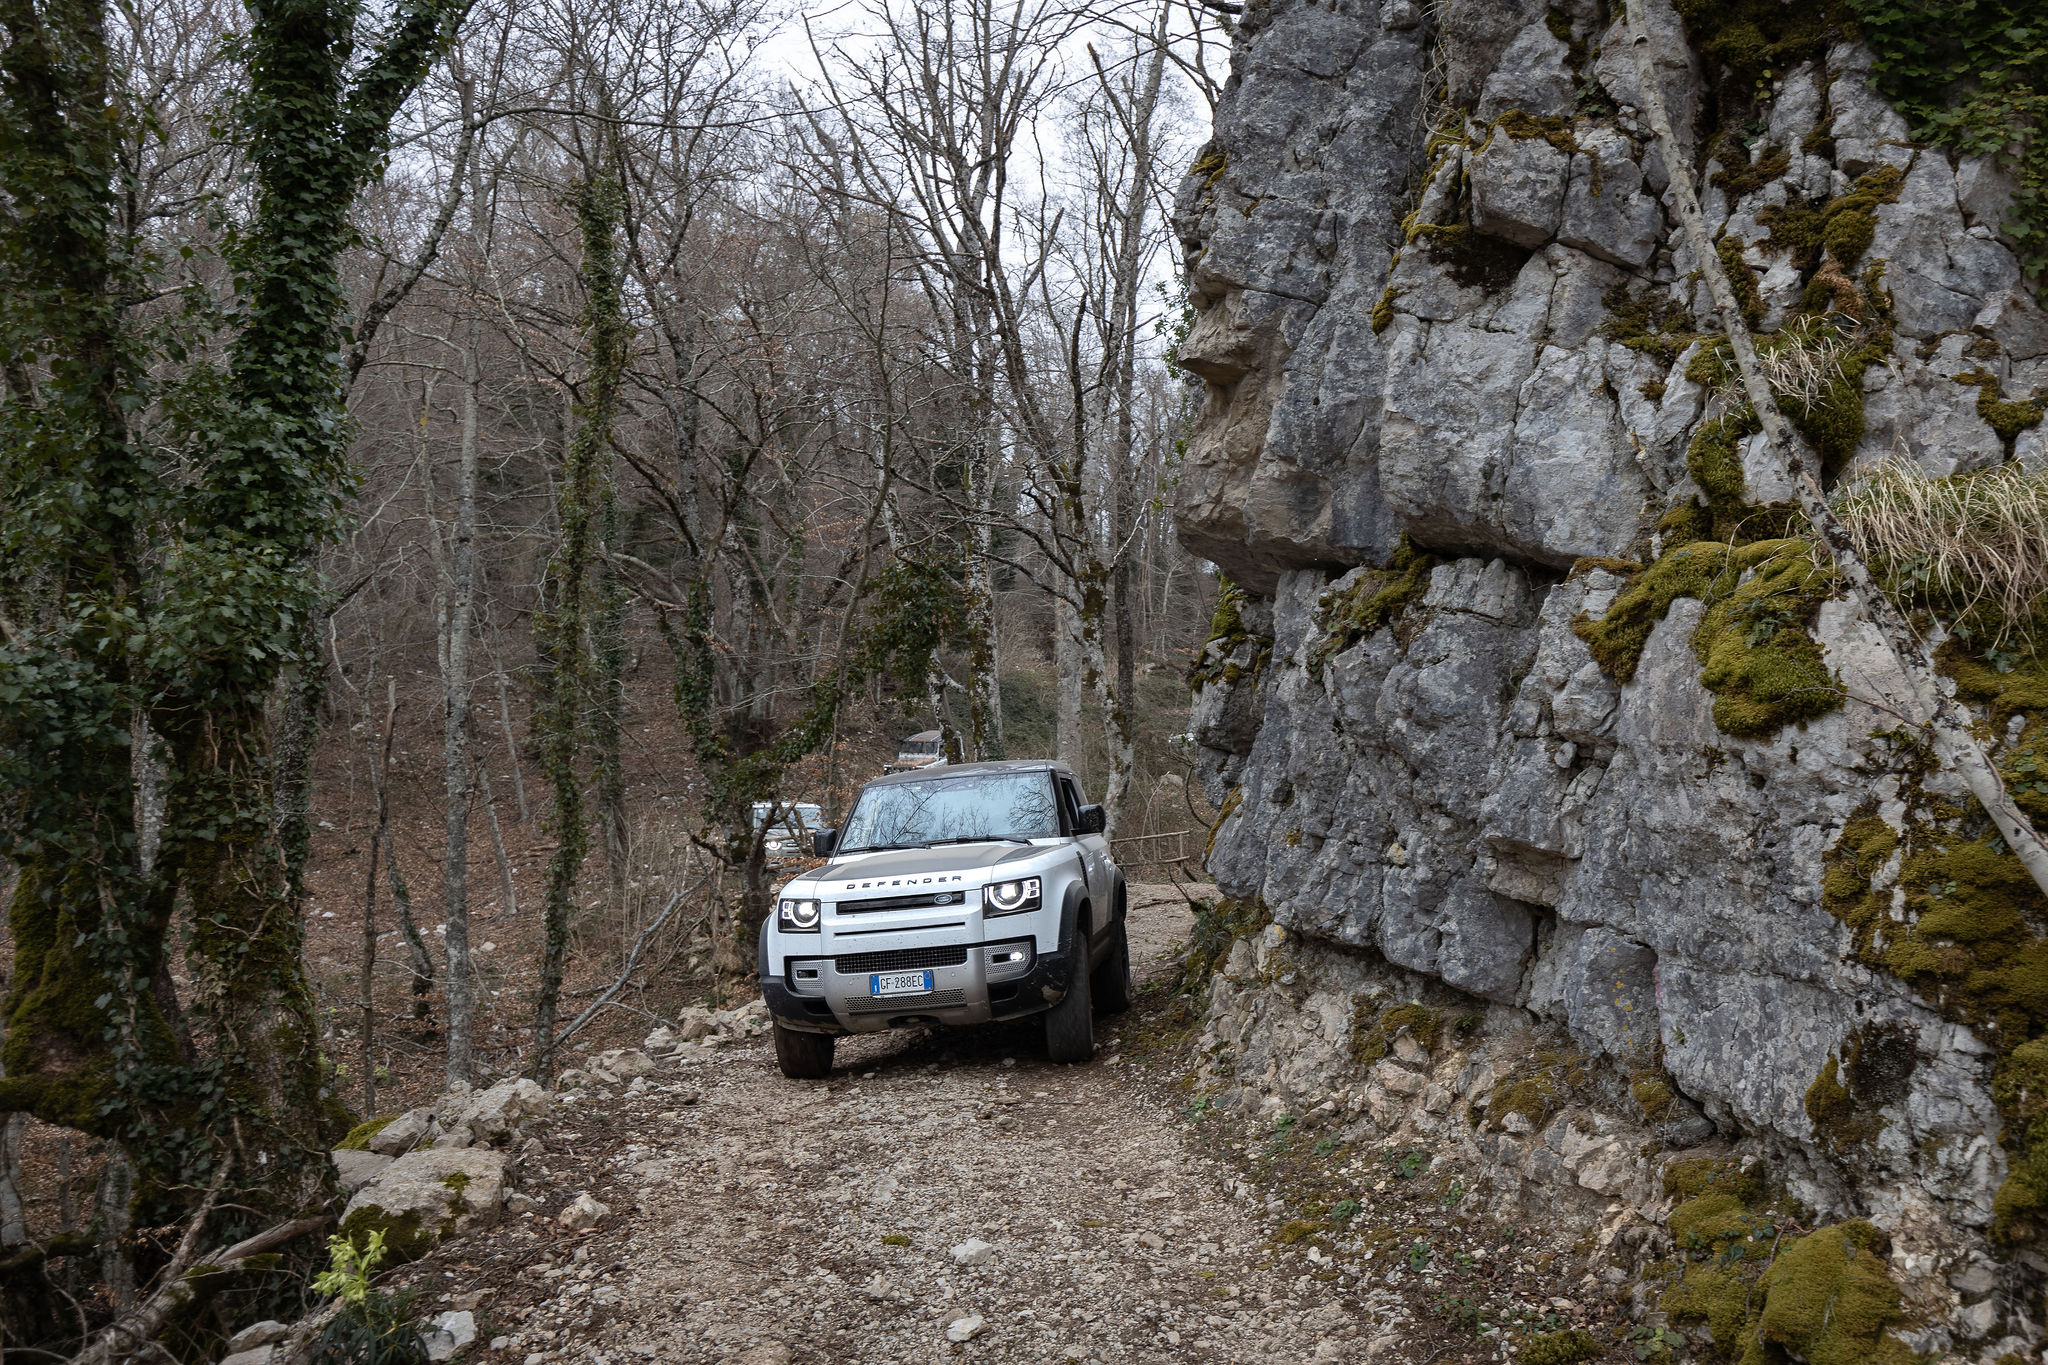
{"left": 477, "top": 759, "right": 520, "bottom": 918}
{"left": 532, "top": 170, "right": 629, "bottom": 1080}
{"left": 1620, "top": 0, "right": 2048, "bottom": 896}
{"left": 595, "top": 481, "right": 630, "bottom": 915}
{"left": 494, "top": 658, "right": 529, "bottom": 822}
{"left": 388, "top": 839, "right": 436, "bottom": 1031}
{"left": 443, "top": 312, "right": 482, "bottom": 1087}
{"left": 361, "top": 679, "right": 398, "bottom": 1114}
{"left": 1054, "top": 591, "right": 1086, "bottom": 769}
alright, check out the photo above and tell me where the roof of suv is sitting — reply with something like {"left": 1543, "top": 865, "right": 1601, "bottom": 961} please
{"left": 865, "top": 758, "right": 1074, "bottom": 787}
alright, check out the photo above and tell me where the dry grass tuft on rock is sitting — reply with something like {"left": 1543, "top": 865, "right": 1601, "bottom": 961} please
{"left": 1834, "top": 457, "right": 2048, "bottom": 647}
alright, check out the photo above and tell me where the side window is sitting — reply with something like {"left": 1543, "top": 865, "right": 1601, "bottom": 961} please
{"left": 1060, "top": 778, "right": 1085, "bottom": 831}
{"left": 1056, "top": 777, "right": 1080, "bottom": 834}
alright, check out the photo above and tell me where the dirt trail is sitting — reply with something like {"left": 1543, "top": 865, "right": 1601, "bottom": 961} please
{"left": 414, "top": 886, "right": 1393, "bottom": 1365}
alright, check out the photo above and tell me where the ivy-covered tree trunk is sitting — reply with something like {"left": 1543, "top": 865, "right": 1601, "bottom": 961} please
{"left": 595, "top": 480, "right": 630, "bottom": 917}
{"left": 0, "top": 0, "right": 189, "bottom": 1197}
{"left": 149, "top": 0, "right": 471, "bottom": 1216}
{"left": 1, "top": 0, "right": 469, "bottom": 1231}
{"left": 530, "top": 171, "right": 627, "bottom": 1081}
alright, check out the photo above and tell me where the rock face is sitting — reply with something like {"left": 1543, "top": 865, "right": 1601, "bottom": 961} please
{"left": 1176, "top": 0, "right": 2046, "bottom": 1352}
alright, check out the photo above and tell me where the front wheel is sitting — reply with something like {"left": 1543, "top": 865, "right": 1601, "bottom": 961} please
{"left": 1092, "top": 918, "right": 1132, "bottom": 1016}
{"left": 1044, "top": 944, "right": 1095, "bottom": 1064}
{"left": 773, "top": 1022, "right": 835, "bottom": 1079}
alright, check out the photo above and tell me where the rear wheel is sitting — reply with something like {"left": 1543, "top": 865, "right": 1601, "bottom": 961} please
{"left": 773, "top": 1022, "right": 835, "bottom": 1079}
{"left": 1045, "top": 941, "right": 1096, "bottom": 1064}
{"left": 1092, "top": 918, "right": 1132, "bottom": 1016}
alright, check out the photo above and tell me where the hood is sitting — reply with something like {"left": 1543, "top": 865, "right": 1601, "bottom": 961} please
{"left": 801, "top": 841, "right": 1052, "bottom": 889}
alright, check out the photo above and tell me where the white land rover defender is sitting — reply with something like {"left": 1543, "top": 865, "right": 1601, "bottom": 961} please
{"left": 757, "top": 760, "right": 1131, "bottom": 1078}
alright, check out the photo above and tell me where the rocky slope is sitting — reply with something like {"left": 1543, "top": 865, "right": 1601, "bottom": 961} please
{"left": 1174, "top": 0, "right": 2048, "bottom": 1359}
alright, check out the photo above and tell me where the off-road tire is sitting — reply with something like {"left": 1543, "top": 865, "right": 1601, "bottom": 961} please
{"left": 1045, "top": 941, "right": 1096, "bottom": 1063}
{"left": 1092, "top": 918, "right": 1132, "bottom": 1016}
{"left": 773, "top": 1022, "right": 835, "bottom": 1079}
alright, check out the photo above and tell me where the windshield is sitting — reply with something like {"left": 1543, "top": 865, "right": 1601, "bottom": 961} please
{"left": 753, "top": 803, "right": 824, "bottom": 835}
{"left": 839, "top": 772, "right": 1059, "bottom": 851}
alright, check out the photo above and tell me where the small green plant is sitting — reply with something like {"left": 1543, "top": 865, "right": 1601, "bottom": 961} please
{"left": 310, "top": 1232, "right": 427, "bottom": 1365}
{"left": 1630, "top": 1324, "right": 1687, "bottom": 1360}
{"left": 1329, "top": 1198, "right": 1360, "bottom": 1221}
{"left": 1187, "top": 1095, "right": 1214, "bottom": 1120}
{"left": 1440, "top": 1179, "right": 1466, "bottom": 1208}
{"left": 313, "top": 1231, "right": 389, "bottom": 1307}
{"left": 1435, "top": 1293, "right": 1485, "bottom": 1335}
{"left": 1388, "top": 1147, "right": 1430, "bottom": 1178}
{"left": 1407, "top": 1240, "right": 1432, "bottom": 1272}
{"left": 1312, "top": 1134, "right": 1338, "bottom": 1156}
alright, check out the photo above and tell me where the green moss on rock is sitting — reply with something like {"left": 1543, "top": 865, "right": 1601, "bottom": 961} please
{"left": 1488, "top": 109, "right": 1579, "bottom": 156}
{"left": 1632, "top": 1073, "right": 1676, "bottom": 1120}
{"left": 1664, "top": 1155, "right": 1765, "bottom": 1205}
{"left": 1572, "top": 538, "right": 1842, "bottom": 739}
{"left": 1350, "top": 1002, "right": 1440, "bottom": 1066}
{"left": 336, "top": 1115, "right": 396, "bottom": 1152}
{"left": 1410, "top": 224, "right": 1531, "bottom": 293}
{"left": 1370, "top": 284, "right": 1399, "bottom": 335}
{"left": 1519, "top": 1328, "right": 1602, "bottom": 1365}
{"left": 1188, "top": 578, "right": 1272, "bottom": 692}
{"left": 1805, "top": 1021, "right": 1918, "bottom": 1154}
{"left": 1601, "top": 284, "right": 1706, "bottom": 368}
{"left": 1673, "top": 0, "right": 1830, "bottom": 91}
{"left": 1309, "top": 538, "right": 1438, "bottom": 680}
{"left": 1661, "top": 1147, "right": 1910, "bottom": 1365}
{"left": 1685, "top": 407, "right": 1761, "bottom": 537}
{"left": 1717, "top": 236, "right": 1766, "bottom": 329}
{"left": 1484, "top": 1051, "right": 1588, "bottom": 1129}
{"left": 1757, "top": 164, "right": 1905, "bottom": 268}
{"left": 1752, "top": 1222, "right": 1914, "bottom": 1365}
{"left": 1710, "top": 135, "right": 1792, "bottom": 198}
{"left": 1178, "top": 895, "right": 1271, "bottom": 998}
{"left": 1953, "top": 368, "right": 2046, "bottom": 451}
{"left": 1818, "top": 672, "right": 2048, "bottom": 1242}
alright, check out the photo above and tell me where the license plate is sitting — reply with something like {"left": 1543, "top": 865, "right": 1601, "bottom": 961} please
{"left": 871, "top": 969, "right": 933, "bottom": 997}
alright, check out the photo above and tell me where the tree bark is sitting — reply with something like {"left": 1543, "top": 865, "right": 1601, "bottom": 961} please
{"left": 477, "top": 759, "right": 520, "bottom": 918}
{"left": 493, "top": 658, "right": 529, "bottom": 822}
{"left": 1054, "top": 592, "right": 1086, "bottom": 769}
{"left": 361, "top": 678, "right": 398, "bottom": 1115}
{"left": 443, "top": 305, "right": 482, "bottom": 1086}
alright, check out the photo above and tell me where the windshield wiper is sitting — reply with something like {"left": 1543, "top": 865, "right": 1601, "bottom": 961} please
{"left": 841, "top": 835, "right": 1032, "bottom": 853}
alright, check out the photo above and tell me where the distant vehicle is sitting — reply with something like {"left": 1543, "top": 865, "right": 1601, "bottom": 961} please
{"left": 758, "top": 760, "right": 1129, "bottom": 1078}
{"left": 883, "top": 730, "right": 948, "bottom": 774}
{"left": 751, "top": 801, "right": 825, "bottom": 864}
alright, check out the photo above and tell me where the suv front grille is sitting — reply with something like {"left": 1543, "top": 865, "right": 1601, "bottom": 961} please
{"left": 848, "top": 988, "right": 966, "bottom": 1014}
{"left": 834, "top": 945, "right": 969, "bottom": 975}
{"left": 834, "top": 891, "right": 972, "bottom": 914}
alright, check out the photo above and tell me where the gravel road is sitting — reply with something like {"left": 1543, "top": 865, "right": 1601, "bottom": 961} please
{"left": 419, "top": 884, "right": 1408, "bottom": 1365}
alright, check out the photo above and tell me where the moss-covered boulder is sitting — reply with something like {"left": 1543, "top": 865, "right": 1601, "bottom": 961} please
{"left": 338, "top": 1147, "right": 506, "bottom": 1263}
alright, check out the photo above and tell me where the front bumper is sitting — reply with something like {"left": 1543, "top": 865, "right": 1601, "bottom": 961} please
{"left": 763, "top": 939, "right": 1079, "bottom": 1035}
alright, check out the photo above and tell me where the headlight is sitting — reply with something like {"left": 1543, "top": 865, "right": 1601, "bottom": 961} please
{"left": 984, "top": 877, "right": 1042, "bottom": 915}
{"left": 777, "top": 898, "right": 821, "bottom": 932}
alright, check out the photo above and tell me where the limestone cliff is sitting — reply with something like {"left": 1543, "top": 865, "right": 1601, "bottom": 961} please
{"left": 1174, "top": 0, "right": 2048, "bottom": 1357}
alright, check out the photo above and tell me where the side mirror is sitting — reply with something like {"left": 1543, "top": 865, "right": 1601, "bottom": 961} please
{"left": 812, "top": 827, "right": 838, "bottom": 857}
{"left": 1076, "top": 804, "right": 1106, "bottom": 835}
